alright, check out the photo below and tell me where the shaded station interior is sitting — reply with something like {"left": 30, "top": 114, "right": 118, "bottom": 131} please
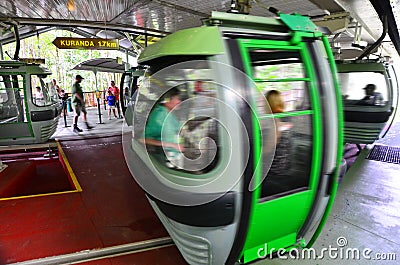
{"left": 1, "top": 1, "right": 400, "bottom": 264}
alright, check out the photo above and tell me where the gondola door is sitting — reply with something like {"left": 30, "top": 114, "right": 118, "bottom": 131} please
{"left": 0, "top": 73, "right": 33, "bottom": 142}
{"left": 234, "top": 38, "right": 341, "bottom": 263}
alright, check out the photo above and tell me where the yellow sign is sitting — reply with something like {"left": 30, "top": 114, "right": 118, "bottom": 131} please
{"left": 52, "top": 37, "right": 119, "bottom": 50}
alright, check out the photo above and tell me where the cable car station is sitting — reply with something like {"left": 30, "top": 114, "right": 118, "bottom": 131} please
{"left": 0, "top": 1, "right": 399, "bottom": 264}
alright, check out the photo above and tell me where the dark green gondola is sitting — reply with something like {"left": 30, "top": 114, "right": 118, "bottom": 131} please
{"left": 0, "top": 60, "right": 61, "bottom": 145}
{"left": 337, "top": 59, "right": 398, "bottom": 144}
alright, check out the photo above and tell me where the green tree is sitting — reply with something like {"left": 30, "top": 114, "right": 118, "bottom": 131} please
{"left": 3, "top": 29, "right": 133, "bottom": 93}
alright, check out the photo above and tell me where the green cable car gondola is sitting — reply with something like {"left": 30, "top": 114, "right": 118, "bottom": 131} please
{"left": 0, "top": 60, "right": 61, "bottom": 145}
{"left": 123, "top": 11, "right": 343, "bottom": 264}
{"left": 337, "top": 60, "right": 398, "bottom": 145}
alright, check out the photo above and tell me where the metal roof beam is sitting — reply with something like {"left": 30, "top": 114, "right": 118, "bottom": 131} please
{"left": 0, "top": 17, "right": 169, "bottom": 37}
{"left": 0, "top": 26, "right": 55, "bottom": 45}
{"left": 153, "top": 0, "right": 209, "bottom": 17}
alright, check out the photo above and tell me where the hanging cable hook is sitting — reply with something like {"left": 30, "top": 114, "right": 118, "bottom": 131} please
{"left": 357, "top": 15, "right": 388, "bottom": 60}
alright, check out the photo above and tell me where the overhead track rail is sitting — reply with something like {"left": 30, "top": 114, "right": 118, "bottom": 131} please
{"left": 0, "top": 17, "right": 169, "bottom": 38}
{"left": 369, "top": 0, "right": 400, "bottom": 58}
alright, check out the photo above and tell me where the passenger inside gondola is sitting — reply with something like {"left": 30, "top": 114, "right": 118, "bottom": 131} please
{"left": 358, "top": 83, "right": 384, "bottom": 106}
{"left": 338, "top": 71, "right": 388, "bottom": 107}
{"left": 260, "top": 87, "right": 313, "bottom": 199}
{"left": 143, "top": 87, "right": 184, "bottom": 169}
{"left": 134, "top": 61, "right": 219, "bottom": 174}
{"left": 33, "top": 86, "right": 44, "bottom": 105}
{"left": 264, "top": 90, "right": 291, "bottom": 176}
{"left": 34, "top": 86, "right": 43, "bottom": 99}
{"left": 141, "top": 82, "right": 218, "bottom": 173}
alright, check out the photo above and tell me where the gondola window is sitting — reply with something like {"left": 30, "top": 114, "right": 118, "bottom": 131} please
{"left": 31, "top": 75, "right": 55, "bottom": 106}
{"left": 248, "top": 49, "right": 313, "bottom": 199}
{"left": 0, "top": 74, "right": 27, "bottom": 123}
{"left": 338, "top": 72, "right": 388, "bottom": 106}
{"left": 134, "top": 59, "right": 220, "bottom": 175}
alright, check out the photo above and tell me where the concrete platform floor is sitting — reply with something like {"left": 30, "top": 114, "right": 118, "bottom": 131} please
{"left": 51, "top": 106, "right": 125, "bottom": 140}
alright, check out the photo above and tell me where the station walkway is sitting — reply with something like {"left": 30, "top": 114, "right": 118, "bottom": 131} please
{"left": 51, "top": 106, "right": 125, "bottom": 140}
{"left": 0, "top": 107, "right": 399, "bottom": 264}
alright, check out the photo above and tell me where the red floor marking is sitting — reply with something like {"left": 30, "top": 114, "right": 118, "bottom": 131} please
{"left": 0, "top": 135, "right": 172, "bottom": 263}
{"left": 2, "top": 159, "right": 74, "bottom": 197}
{"left": 0, "top": 148, "right": 75, "bottom": 198}
{"left": 0, "top": 161, "right": 35, "bottom": 197}
{"left": 0, "top": 193, "right": 102, "bottom": 264}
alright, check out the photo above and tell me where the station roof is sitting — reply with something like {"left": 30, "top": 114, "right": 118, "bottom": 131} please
{"left": 71, "top": 58, "right": 125, "bottom": 73}
{"left": 0, "top": 0, "right": 399, "bottom": 58}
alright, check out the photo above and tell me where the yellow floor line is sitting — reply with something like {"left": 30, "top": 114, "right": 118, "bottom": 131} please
{"left": 0, "top": 190, "right": 79, "bottom": 201}
{"left": 57, "top": 140, "right": 82, "bottom": 192}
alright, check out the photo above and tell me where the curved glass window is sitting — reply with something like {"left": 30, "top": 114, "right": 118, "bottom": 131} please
{"left": 247, "top": 49, "right": 312, "bottom": 198}
{"left": 338, "top": 71, "right": 388, "bottom": 106}
{"left": 31, "top": 75, "right": 56, "bottom": 106}
{"left": 133, "top": 58, "right": 220, "bottom": 175}
{"left": 251, "top": 50, "right": 310, "bottom": 114}
{"left": 0, "top": 74, "right": 27, "bottom": 123}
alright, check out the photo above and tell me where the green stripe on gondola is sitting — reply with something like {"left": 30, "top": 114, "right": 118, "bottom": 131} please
{"left": 300, "top": 42, "right": 323, "bottom": 192}
{"left": 306, "top": 36, "right": 344, "bottom": 248}
{"left": 259, "top": 110, "right": 313, "bottom": 119}
{"left": 254, "top": 78, "right": 311, "bottom": 82}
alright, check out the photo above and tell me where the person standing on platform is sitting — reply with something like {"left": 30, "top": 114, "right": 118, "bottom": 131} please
{"left": 51, "top": 79, "right": 61, "bottom": 94}
{"left": 72, "top": 75, "right": 93, "bottom": 133}
{"left": 50, "top": 79, "right": 61, "bottom": 101}
{"left": 59, "top": 89, "right": 68, "bottom": 117}
{"left": 106, "top": 90, "right": 118, "bottom": 120}
{"left": 109, "top": 81, "right": 122, "bottom": 118}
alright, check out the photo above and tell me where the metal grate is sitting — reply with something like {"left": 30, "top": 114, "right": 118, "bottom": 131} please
{"left": 366, "top": 145, "right": 400, "bottom": 164}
